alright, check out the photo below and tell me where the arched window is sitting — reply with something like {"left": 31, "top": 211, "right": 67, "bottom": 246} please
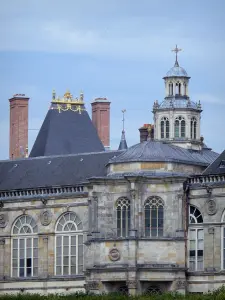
{"left": 189, "top": 205, "right": 203, "bottom": 271}
{"left": 160, "top": 117, "right": 169, "bottom": 139}
{"left": 190, "top": 117, "right": 197, "bottom": 139}
{"left": 174, "top": 116, "right": 186, "bottom": 138}
{"left": 55, "top": 212, "right": 83, "bottom": 275}
{"left": 144, "top": 197, "right": 164, "bottom": 237}
{"left": 116, "top": 198, "right": 130, "bottom": 237}
{"left": 11, "top": 215, "right": 38, "bottom": 278}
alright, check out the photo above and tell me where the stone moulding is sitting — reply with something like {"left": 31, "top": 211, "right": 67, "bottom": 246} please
{"left": 0, "top": 185, "right": 86, "bottom": 201}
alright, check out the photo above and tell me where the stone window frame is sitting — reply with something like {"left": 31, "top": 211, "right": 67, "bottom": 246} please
{"left": 160, "top": 117, "right": 170, "bottom": 139}
{"left": 116, "top": 197, "right": 131, "bottom": 237}
{"left": 55, "top": 211, "right": 83, "bottom": 276}
{"left": 174, "top": 116, "right": 186, "bottom": 138}
{"left": 190, "top": 117, "right": 197, "bottom": 140}
{"left": 220, "top": 210, "right": 225, "bottom": 269}
{"left": 188, "top": 205, "right": 204, "bottom": 272}
{"left": 144, "top": 196, "right": 164, "bottom": 237}
{"left": 11, "top": 214, "right": 38, "bottom": 278}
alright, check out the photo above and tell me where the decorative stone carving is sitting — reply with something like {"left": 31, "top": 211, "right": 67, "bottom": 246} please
{"left": 0, "top": 214, "right": 8, "bottom": 228}
{"left": 126, "top": 280, "right": 137, "bottom": 289}
{"left": 176, "top": 280, "right": 186, "bottom": 290}
{"left": 0, "top": 238, "right": 5, "bottom": 245}
{"left": 0, "top": 201, "right": 4, "bottom": 209}
{"left": 130, "top": 189, "right": 137, "bottom": 200}
{"left": 41, "top": 198, "right": 48, "bottom": 205}
{"left": 206, "top": 199, "right": 217, "bottom": 215}
{"left": 85, "top": 281, "right": 99, "bottom": 290}
{"left": 108, "top": 247, "right": 120, "bottom": 261}
{"left": 208, "top": 227, "right": 215, "bottom": 234}
{"left": 40, "top": 210, "right": 52, "bottom": 226}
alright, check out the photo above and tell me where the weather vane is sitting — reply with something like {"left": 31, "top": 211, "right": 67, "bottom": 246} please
{"left": 122, "top": 109, "right": 126, "bottom": 132}
{"left": 172, "top": 44, "right": 182, "bottom": 64}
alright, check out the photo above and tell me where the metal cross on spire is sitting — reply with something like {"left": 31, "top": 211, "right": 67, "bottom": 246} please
{"left": 122, "top": 109, "right": 126, "bottom": 132}
{"left": 172, "top": 44, "right": 182, "bottom": 66}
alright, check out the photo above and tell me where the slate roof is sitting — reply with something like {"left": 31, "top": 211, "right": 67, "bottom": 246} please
{"left": 109, "top": 140, "right": 219, "bottom": 166}
{"left": 159, "top": 98, "right": 199, "bottom": 110}
{"left": 0, "top": 151, "right": 121, "bottom": 191}
{"left": 29, "top": 107, "right": 105, "bottom": 157}
{"left": 202, "top": 149, "right": 225, "bottom": 175}
{"left": 118, "top": 131, "right": 128, "bottom": 150}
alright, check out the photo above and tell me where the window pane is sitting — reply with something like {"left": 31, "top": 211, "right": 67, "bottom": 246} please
{"left": 71, "top": 266, "right": 76, "bottom": 274}
{"left": 71, "top": 256, "right": 76, "bottom": 266}
{"left": 71, "top": 236, "right": 76, "bottom": 245}
{"left": 197, "top": 229, "right": 204, "bottom": 239}
{"left": 63, "top": 266, "right": 69, "bottom": 275}
{"left": 190, "top": 240, "right": 195, "bottom": 250}
{"left": 56, "top": 266, "right": 61, "bottom": 275}
{"left": 63, "top": 256, "right": 69, "bottom": 265}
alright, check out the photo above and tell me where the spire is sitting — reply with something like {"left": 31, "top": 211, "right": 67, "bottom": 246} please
{"left": 172, "top": 44, "right": 182, "bottom": 67}
{"left": 118, "top": 109, "right": 128, "bottom": 150}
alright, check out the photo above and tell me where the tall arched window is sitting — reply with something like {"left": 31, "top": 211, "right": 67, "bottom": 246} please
{"left": 189, "top": 205, "right": 203, "bottom": 271}
{"left": 55, "top": 212, "right": 83, "bottom": 276}
{"left": 11, "top": 215, "right": 38, "bottom": 278}
{"left": 144, "top": 197, "right": 164, "bottom": 237}
{"left": 160, "top": 117, "right": 169, "bottom": 139}
{"left": 116, "top": 197, "right": 130, "bottom": 237}
{"left": 190, "top": 117, "right": 197, "bottom": 139}
{"left": 174, "top": 116, "right": 186, "bottom": 138}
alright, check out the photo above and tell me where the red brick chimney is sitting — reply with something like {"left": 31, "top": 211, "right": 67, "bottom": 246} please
{"left": 9, "top": 94, "right": 29, "bottom": 159}
{"left": 91, "top": 98, "right": 110, "bottom": 149}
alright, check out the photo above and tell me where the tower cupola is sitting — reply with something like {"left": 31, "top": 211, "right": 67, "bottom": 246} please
{"left": 152, "top": 45, "right": 203, "bottom": 150}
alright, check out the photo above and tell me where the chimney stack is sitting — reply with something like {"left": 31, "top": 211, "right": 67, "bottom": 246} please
{"left": 9, "top": 94, "right": 29, "bottom": 159}
{"left": 91, "top": 97, "right": 110, "bottom": 149}
{"left": 139, "top": 124, "right": 154, "bottom": 142}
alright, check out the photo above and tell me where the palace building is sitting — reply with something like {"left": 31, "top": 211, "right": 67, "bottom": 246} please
{"left": 0, "top": 47, "right": 224, "bottom": 295}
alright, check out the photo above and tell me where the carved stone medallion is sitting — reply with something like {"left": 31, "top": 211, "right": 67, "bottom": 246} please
{"left": 40, "top": 210, "right": 52, "bottom": 226}
{"left": 0, "top": 214, "right": 8, "bottom": 228}
{"left": 108, "top": 247, "right": 120, "bottom": 261}
{"left": 206, "top": 199, "right": 217, "bottom": 215}
{"left": 176, "top": 280, "right": 187, "bottom": 290}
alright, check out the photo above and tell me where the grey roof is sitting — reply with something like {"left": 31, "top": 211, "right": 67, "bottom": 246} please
{"left": 109, "top": 140, "right": 219, "bottom": 166}
{"left": 118, "top": 131, "right": 128, "bottom": 150}
{"left": 202, "top": 149, "right": 225, "bottom": 175}
{"left": 0, "top": 151, "right": 121, "bottom": 191}
{"left": 164, "top": 63, "right": 189, "bottom": 78}
{"left": 159, "top": 97, "right": 199, "bottom": 110}
{"left": 29, "top": 105, "right": 105, "bottom": 157}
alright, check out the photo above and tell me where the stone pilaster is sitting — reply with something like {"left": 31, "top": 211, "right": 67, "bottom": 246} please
{"left": 0, "top": 238, "right": 5, "bottom": 279}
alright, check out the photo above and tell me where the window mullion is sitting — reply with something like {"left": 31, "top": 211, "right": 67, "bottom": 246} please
{"left": 31, "top": 237, "right": 33, "bottom": 277}
{"left": 24, "top": 238, "right": 27, "bottom": 277}
{"left": 68, "top": 236, "right": 70, "bottom": 275}
{"left": 156, "top": 207, "right": 158, "bottom": 237}
{"left": 61, "top": 236, "right": 64, "bottom": 276}
{"left": 18, "top": 239, "right": 20, "bottom": 277}
{"left": 76, "top": 235, "right": 78, "bottom": 274}
{"left": 195, "top": 229, "right": 198, "bottom": 271}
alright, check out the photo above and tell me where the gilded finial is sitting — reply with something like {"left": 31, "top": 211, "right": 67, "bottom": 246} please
{"left": 25, "top": 145, "right": 28, "bottom": 158}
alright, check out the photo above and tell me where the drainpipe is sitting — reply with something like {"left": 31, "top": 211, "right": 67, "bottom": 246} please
{"left": 183, "top": 179, "right": 190, "bottom": 293}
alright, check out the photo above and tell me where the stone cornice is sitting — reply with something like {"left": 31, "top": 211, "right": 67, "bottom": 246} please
{"left": 0, "top": 185, "right": 86, "bottom": 202}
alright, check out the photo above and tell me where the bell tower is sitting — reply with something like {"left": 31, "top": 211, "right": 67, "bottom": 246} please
{"left": 153, "top": 45, "right": 202, "bottom": 150}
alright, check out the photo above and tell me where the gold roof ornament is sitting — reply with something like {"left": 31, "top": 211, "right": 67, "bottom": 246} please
{"left": 51, "top": 89, "right": 85, "bottom": 114}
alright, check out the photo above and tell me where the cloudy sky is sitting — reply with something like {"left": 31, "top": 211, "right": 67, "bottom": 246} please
{"left": 0, "top": 0, "right": 224, "bottom": 160}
